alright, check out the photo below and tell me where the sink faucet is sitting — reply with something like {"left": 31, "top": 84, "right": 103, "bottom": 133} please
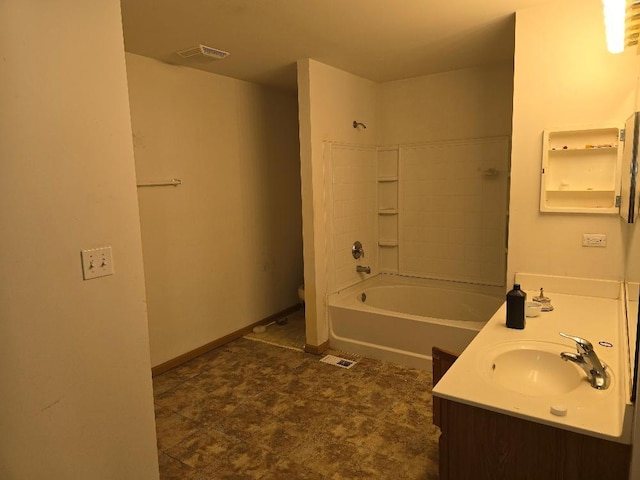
{"left": 559, "top": 332, "right": 610, "bottom": 390}
{"left": 356, "top": 265, "right": 371, "bottom": 274}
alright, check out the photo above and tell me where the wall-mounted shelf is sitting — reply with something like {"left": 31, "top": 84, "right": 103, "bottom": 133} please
{"left": 540, "top": 126, "right": 622, "bottom": 214}
{"left": 548, "top": 146, "right": 617, "bottom": 153}
{"left": 137, "top": 178, "right": 182, "bottom": 188}
{"left": 378, "top": 208, "right": 398, "bottom": 215}
{"left": 378, "top": 240, "right": 399, "bottom": 247}
{"left": 377, "top": 147, "right": 400, "bottom": 273}
{"left": 545, "top": 189, "right": 615, "bottom": 193}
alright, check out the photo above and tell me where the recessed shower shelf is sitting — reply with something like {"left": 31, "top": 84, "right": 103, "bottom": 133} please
{"left": 377, "top": 147, "right": 399, "bottom": 272}
{"left": 548, "top": 146, "right": 617, "bottom": 153}
{"left": 546, "top": 189, "right": 615, "bottom": 192}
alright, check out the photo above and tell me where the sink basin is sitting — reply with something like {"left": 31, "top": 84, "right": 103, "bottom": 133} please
{"left": 480, "top": 341, "right": 586, "bottom": 397}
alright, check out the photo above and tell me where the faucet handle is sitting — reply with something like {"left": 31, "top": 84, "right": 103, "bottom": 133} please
{"left": 559, "top": 332, "right": 593, "bottom": 354}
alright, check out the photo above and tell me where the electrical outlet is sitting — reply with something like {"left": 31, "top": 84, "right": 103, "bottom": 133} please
{"left": 81, "top": 246, "right": 114, "bottom": 280}
{"left": 582, "top": 234, "right": 607, "bottom": 248}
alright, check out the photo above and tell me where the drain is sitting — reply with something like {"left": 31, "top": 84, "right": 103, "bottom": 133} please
{"left": 320, "top": 355, "right": 356, "bottom": 369}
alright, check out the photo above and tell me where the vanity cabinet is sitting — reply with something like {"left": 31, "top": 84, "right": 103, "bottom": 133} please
{"left": 435, "top": 398, "right": 631, "bottom": 480}
{"left": 432, "top": 347, "right": 458, "bottom": 427}
{"left": 432, "top": 345, "right": 631, "bottom": 480}
{"left": 540, "top": 126, "right": 623, "bottom": 214}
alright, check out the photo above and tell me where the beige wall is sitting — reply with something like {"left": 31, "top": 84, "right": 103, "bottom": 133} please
{"left": 298, "top": 59, "right": 379, "bottom": 346}
{"left": 379, "top": 65, "right": 514, "bottom": 145}
{"left": 508, "top": 0, "right": 640, "bottom": 286}
{"left": 510, "top": 3, "right": 640, "bottom": 473}
{"left": 126, "top": 54, "right": 303, "bottom": 366}
{"left": 627, "top": 227, "right": 640, "bottom": 282}
{"left": 377, "top": 66, "right": 514, "bottom": 286}
{"left": 0, "top": 2, "right": 158, "bottom": 479}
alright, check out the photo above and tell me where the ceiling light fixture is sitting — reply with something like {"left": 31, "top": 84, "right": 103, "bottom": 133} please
{"left": 602, "top": 0, "right": 640, "bottom": 54}
{"left": 626, "top": 1, "right": 640, "bottom": 47}
{"left": 602, "top": 0, "right": 626, "bottom": 53}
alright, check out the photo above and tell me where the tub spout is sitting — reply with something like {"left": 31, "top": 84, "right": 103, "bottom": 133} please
{"left": 356, "top": 265, "right": 371, "bottom": 274}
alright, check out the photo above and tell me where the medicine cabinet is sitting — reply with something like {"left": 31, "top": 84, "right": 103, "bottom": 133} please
{"left": 540, "top": 126, "right": 623, "bottom": 214}
{"left": 620, "top": 113, "right": 640, "bottom": 223}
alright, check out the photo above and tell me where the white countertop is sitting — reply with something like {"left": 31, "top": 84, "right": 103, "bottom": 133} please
{"left": 432, "top": 275, "right": 634, "bottom": 444}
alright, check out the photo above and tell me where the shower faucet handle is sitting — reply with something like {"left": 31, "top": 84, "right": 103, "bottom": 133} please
{"left": 352, "top": 241, "right": 364, "bottom": 259}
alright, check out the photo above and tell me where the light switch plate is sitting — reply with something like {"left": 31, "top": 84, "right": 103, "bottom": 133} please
{"left": 81, "top": 247, "right": 114, "bottom": 280}
{"left": 582, "top": 233, "right": 607, "bottom": 247}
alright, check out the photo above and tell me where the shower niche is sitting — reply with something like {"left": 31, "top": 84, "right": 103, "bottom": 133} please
{"left": 377, "top": 147, "right": 399, "bottom": 273}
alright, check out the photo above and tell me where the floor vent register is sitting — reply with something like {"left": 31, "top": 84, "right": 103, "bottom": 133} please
{"left": 320, "top": 355, "right": 356, "bottom": 369}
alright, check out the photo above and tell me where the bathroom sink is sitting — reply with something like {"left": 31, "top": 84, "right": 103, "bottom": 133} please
{"left": 480, "top": 341, "right": 586, "bottom": 397}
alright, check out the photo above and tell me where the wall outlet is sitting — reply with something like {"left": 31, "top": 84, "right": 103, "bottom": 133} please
{"left": 81, "top": 246, "right": 114, "bottom": 280}
{"left": 582, "top": 234, "right": 607, "bottom": 247}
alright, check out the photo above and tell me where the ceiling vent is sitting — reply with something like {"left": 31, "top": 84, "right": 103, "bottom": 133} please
{"left": 176, "top": 44, "right": 229, "bottom": 60}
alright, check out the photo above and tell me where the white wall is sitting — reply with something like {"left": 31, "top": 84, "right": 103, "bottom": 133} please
{"left": 298, "top": 59, "right": 379, "bottom": 346}
{"left": 380, "top": 66, "right": 514, "bottom": 286}
{"left": 379, "top": 65, "right": 514, "bottom": 145}
{"left": 0, "top": 2, "right": 158, "bottom": 479}
{"left": 508, "top": 0, "right": 640, "bottom": 285}
{"left": 126, "top": 54, "right": 303, "bottom": 367}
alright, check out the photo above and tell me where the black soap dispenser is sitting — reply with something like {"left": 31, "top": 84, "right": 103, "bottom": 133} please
{"left": 506, "top": 284, "right": 526, "bottom": 329}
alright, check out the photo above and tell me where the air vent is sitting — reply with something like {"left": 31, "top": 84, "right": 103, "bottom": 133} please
{"left": 320, "top": 355, "right": 356, "bottom": 369}
{"left": 176, "top": 44, "right": 229, "bottom": 60}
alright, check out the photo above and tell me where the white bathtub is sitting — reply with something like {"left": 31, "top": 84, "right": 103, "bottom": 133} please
{"left": 328, "top": 274, "right": 504, "bottom": 370}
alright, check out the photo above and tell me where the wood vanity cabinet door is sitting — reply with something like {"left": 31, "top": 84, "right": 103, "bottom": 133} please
{"left": 432, "top": 348, "right": 631, "bottom": 479}
{"left": 437, "top": 399, "right": 631, "bottom": 480}
{"left": 432, "top": 346, "right": 458, "bottom": 428}
{"left": 432, "top": 346, "right": 458, "bottom": 480}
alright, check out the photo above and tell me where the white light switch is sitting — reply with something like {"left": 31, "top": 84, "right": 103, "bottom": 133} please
{"left": 81, "top": 246, "right": 114, "bottom": 280}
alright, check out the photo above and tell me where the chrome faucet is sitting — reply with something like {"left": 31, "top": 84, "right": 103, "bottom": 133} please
{"left": 559, "top": 332, "right": 610, "bottom": 390}
{"left": 356, "top": 265, "right": 371, "bottom": 274}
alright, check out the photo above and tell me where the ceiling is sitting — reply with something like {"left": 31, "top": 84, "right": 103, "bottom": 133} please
{"left": 120, "top": 0, "right": 563, "bottom": 91}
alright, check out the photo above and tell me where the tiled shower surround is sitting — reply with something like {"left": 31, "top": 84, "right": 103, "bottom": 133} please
{"left": 153, "top": 338, "right": 440, "bottom": 479}
{"left": 328, "top": 144, "right": 378, "bottom": 291}
{"left": 326, "top": 138, "right": 509, "bottom": 290}
{"left": 400, "top": 138, "right": 510, "bottom": 285}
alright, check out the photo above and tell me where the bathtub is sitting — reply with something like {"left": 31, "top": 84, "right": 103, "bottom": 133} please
{"left": 328, "top": 274, "right": 504, "bottom": 370}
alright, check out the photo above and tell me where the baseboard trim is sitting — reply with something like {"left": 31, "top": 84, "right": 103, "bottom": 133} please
{"left": 151, "top": 304, "right": 302, "bottom": 377}
{"left": 304, "top": 340, "right": 330, "bottom": 355}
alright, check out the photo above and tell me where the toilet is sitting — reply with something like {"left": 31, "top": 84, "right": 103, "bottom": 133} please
{"left": 297, "top": 284, "right": 305, "bottom": 304}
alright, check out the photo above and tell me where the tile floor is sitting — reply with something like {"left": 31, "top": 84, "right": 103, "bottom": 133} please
{"left": 243, "top": 308, "right": 306, "bottom": 351}
{"left": 153, "top": 314, "right": 440, "bottom": 479}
